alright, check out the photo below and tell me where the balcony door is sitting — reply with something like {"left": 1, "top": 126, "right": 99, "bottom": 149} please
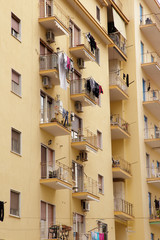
{"left": 142, "top": 79, "right": 146, "bottom": 101}
{"left": 146, "top": 153, "right": 150, "bottom": 178}
{"left": 73, "top": 213, "right": 85, "bottom": 240}
{"left": 148, "top": 192, "right": 152, "bottom": 217}
{"left": 41, "top": 145, "right": 55, "bottom": 179}
{"left": 70, "top": 21, "right": 81, "bottom": 47}
{"left": 144, "top": 115, "right": 148, "bottom": 138}
{"left": 71, "top": 115, "right": 83, "bottom": 141}
{"left": 72, "top": 161, "right": 84, "bottom": 192}
{"left": 71, "top": 70, "right": 81, "bottom": 95}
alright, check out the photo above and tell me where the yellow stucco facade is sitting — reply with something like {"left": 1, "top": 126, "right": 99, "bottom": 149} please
{"left": 1, "top": 0, "right": 160, "bottom": 239}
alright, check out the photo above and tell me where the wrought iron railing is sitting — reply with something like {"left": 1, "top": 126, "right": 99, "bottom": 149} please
{"left": 39, "top": 53, "right": 58, "bottom": 71}
{"left": 70, "top": 78, "right": 97, "bottom": 101}
{"left": 141, "top": 52, "right": 160, "bottom": 65}
{"left": 72, "top": 129, "right": 97, "bottom": 149}
{"left": 40, "top": 107, "right": 71, "bottom": 130}
{"left": 39, "top": 0, "right": 69, "bottom": 28}
{"left": 41, "top": 161, "right": 72, "bottom": 184}
{"left": 112, "top": 156, "right": 131, "bottom": 174}
{"left": 109, "top": 73, "right": 128, "bottom": 94}
{"left": 109, "top": 32, "right": 127, "bottom": 55}
{"left": 143, "top": 90, "right": 160, "bottom": 102}
{"left": 146, "top": 166, "right": 160, "bottom": 178}
{"left": 73, "top": 174, "right": 98, "bottom": 197}
{"left": 114, "top": 198, "right": 133, "bottom": 216}
{"left": 144, "top": 128, "right": 160, "bottom": 139}
{"left": 110, "top": 114, "right": 129, "bottom": 134}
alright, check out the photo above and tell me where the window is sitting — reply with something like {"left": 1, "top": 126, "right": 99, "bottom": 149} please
{"left": 71, "top": 115, "right": 83, "bottom": 141}
{"left": 41, "top": 145, "right": 55, "bottom": 179}
{"left": 98, "top": 174, "right": 104, "bottom": 194}
{"left": 96, "top": 6, "right": 100, "bottom": 22}
{"left": 95, "top": 47, "right": 100, "bottom": 64}
{"left": 41, "top": 201, "right": 55, "bottom": 239}
{"left": 142, "top": 79, "right": 146, "bottom": 101}
{"left": 11, "top": 69, "right": 21, "bottom": 96}
{"left": 151, "top": 233, "right": 154, "bottom": 240}
{"left": 140, "top": 4, "right": 143, "bottom": 24}
{"left": 97, "top": 130, "right": 102, "bottom": 149}
{"left": 11, "top": 128, "right": 21, "bottom": 154}
{"left": 141, "top": 41, "right": 144, "bottom": 63}
{"left": 11, "top": 13, "right": 21, "bottom": 40}
{"left": 40, "top": 91, "right": 54, "bottom": 123}
{"left": 73, "top": 213, "right": 85, "bottom": 240}
{"left": 69, "top": 21, "right": 81, "bottom": 47}
{"left": 10, "top": 190, "right": 20, "bottom": 217}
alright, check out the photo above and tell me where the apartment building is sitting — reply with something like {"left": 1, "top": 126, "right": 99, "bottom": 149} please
{"left": 1, "top": 0, "right": 160, "bottom": 240}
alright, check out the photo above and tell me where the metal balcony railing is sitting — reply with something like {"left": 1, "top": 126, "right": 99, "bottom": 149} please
{"left": 140, "top": 13, "right": 160, "bottom": 27}
{"left": 39, "top": 0, "right": 69, "bottom": 28}
{"left": 73, "top": 174, "right": 98, "bottom": 197}
{"left": 141, "top": 52, "right": 160, "bottom": 65}
{"left": 112, "top": 156, "right": 131, "bottom": 174}
{"left": 109, "top": 32, "right": 127, "bottom": 55}
{"left": 144, "top": 128, "right": 160, "bottom": 139}
{"left": 149, "top": 206, "right": 160, "bottom": 220}
{"left": 109, "top": 73, "right": 128, "bottom": 94}
{"left": 41, "top": 161, "right": 72, "bottom": 184}
{"left": 110, "top": 114, "right": 129, "bottom": 134}
{"left": 114, "top": 198, "right": 133, "bottom": 216}
{"left": 72, "top": 129, "right": 97, "bottom": 149}
{"left": 146, "top": 166, "right": 160, "bottom": 178}
{"left": 143, "top": 90, "right": 160, "bottom": 102}
{"left": 70, "top": 34, "right": 96, "bottom": 57}
{"left": 40, "top": 107, "right": 71, "bottom": 131}
{"left": 39, "top": 53, "right": 58, "bottom": 71}
{"left": 70, "top": 78, "right": 97, "bottom": 101}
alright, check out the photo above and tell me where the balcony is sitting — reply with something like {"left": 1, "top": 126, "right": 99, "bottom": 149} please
{"left": 112, "top": 156, "right": 131, "bottom": 179}
{"left": 69, "top": 34, "right": 96, "bottom": 61}
{"left": 149, "top": 206, "right": 160, "bottom": 224}
{"left": 146, "top": 166, "right": 160, "bottom": 188}
{"left": 141, "top": 52, "right": 160, "bottom": 88}
{"left": 109, "top": 73, "right": 128, "bottom": 101}
{"left": 143, "top": 90, "right": 160, "bottom": 120}
{"left": 140, "top": 14, "right": 160, "bottom": 55}
{"left": 40, "top": 161, "right": 72, "bottom": 190}
{"left": 70, "top": 78, "right": 100, "bottom": 107}
{"left": 110, "top": 114, "right": 130, "bottom": 139}
{"left": 114, "top": 198, "right": 134, "bottom": 221}
{"left": 143, "top": 0, "right": 160, "bottom": 20}
{"left": 144, "top": 128, "right": 160, "bottom": 153}
{"left": 40, "top": 107, "right": 71, "bottom": 137}
{"left": 71, "top": 129, "right": 98, "bottom": 153}
{"left": 72, "top": 175, "right": 99, "bottom": 201}
{"left": 108, "top": 32, "right": 127, "bottom": 61}
{"left": 39, "top": 0, "right": 69, "bottom": 36}
{"left": 41, "top": 223, "right": 72, "bottom": 240}
{"left": 39, "top": 53, "right": 59, "bottom": 86}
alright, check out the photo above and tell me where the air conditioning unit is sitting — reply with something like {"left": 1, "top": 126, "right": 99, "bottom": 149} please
{"left": 75, "top": 101, "right": 83, "bottom": 113}
{"left": 81, "top": 200, "right": 90, "bottom": 212}
{"left": 46, "top": 30, "right": 55, "bottom": 43}
{"left": 77, "top": 58, "right": 85, "bottom": 69}
{"left": 42, "top": 76, "right": 52, "bottom": 89}
{"left": 79, "top": 151, "right": 88, "bottom": 162}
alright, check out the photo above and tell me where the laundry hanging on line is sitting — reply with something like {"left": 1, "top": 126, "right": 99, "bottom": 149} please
{"left": 86, "top": 78, "right": 103, "bottom": 98}
{"left": 86, "top": 33, "right": 97, "bottom": 54}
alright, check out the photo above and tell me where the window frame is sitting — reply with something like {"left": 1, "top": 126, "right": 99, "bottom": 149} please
{"left": 11, "top": 69, "right": 21, "bottom": 97}
{"left": 96, "top": 6, "right": 100, "bottom": 22}
{"left": 11, "top": 12, "right": 21, "bottom": 41}
{"left": 97, "top": 130, "right": 103, "bottom": 149}
{"left": 98, "top": 174, "right": 104, "bottom": 194}
{"left": 10, "top": 190, "right": 21, "bottom": 218}
{"left": 11, "top": 128, "right": 21, "bottom": 155}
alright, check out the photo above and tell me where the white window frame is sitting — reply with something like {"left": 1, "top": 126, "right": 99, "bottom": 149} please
{"left": 98, "top": 174, "right": 104, "bottom": 194}
{"left": 10, "top": 189, "right": 21, "bottom": 218}
{"left": 11, "top": 128, "right": 22, "bottom": 155}
{"left": 97, "top": 130, "right": 103, "bottom": 149}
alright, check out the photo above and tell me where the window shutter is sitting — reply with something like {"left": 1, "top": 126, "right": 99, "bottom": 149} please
{"left": 72, "top": 116, "right": 80, "bottom": 132}
{"left": 74, "top": 25, "right": 80, "bottom": 46}
{"left": 12, "top": 70, "right": 19, "bottom": 85}
{"left": 48, "top": 204, "right": 54, "bottom": 228}
{"left": 41, "top": 146, "right": 47, "bottom": 178}
{"left": 11, "top": 191, "right": 19, "bottom": 212}
{"left": 41, "top": 201, "right": 46, "bottom": 221}
{"left": 11, "top": 14, "right": 20, "bottom": 33}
